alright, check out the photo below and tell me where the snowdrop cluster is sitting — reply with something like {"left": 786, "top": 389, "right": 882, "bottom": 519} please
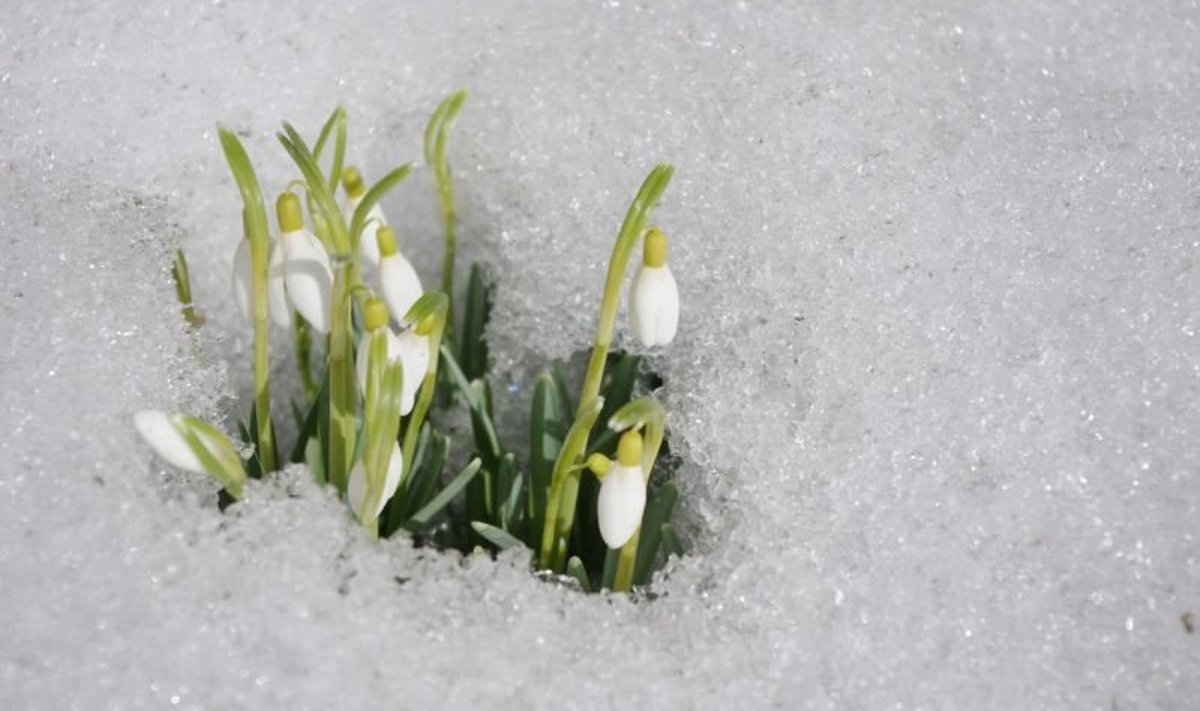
{"left": 135, "top": 98, "right": 684, "bottom": 593}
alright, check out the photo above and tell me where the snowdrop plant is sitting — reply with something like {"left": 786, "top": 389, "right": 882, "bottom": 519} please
{"left": 139, "top": 92, "right": 684, "bottom": 594}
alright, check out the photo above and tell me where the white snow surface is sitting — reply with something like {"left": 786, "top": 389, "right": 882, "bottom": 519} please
{"left": 2, "top": 1, "right": 1198, "bottom": 708}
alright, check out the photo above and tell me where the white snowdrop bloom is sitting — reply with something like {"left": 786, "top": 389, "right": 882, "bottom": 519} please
{"left": 377, "top": 225, "right": 423, "bottom": 320}
{"left": 342, "top": 166, "right": 388, "bottom": 272}
{"left": 355, "top": 302, "right": 431, "bottom": 416}
{"left": 231, "top": 232, "right": 291, "bottom": 328}
{"left": 596, "top": 429, "right": 648, "bottom": 549}
{"left": 629, "top": 228, "right": 679, "bottom": 347}
{"left": 394, "top": 319, "right": 433, "bottom": 415}
{"left": 347, "top": 441, "right": 404, "bottom": 520}
{"left": 134, "top": 410, "right": 203, "bottom": 473}
{"left": 277, "top": 192, "right": 333, "bottom": 333}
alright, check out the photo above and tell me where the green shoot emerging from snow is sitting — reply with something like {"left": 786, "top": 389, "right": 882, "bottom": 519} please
{"left": 138, "top": 94, "right": 684, "bottom": 594}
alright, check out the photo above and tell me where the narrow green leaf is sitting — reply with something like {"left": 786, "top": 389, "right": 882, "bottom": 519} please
{"left": 497, "top": 455, "right": 523, "bottom": 533}
{"left": 459, "top": 263, "right": 491, "bottom": 380}
{"left": 468, "top": 378, "right": 502, "bottom": 468}
{"left": 241, "top": 405, "right": 277, "bottom": 479}
{"left": 312, "top": 105, "right": 344, "bottom": 161}
{"left": 566, "top": 556, "right": 592, "bottom": 593}
{"left": 277, "top": 125, "right": 349, "bottom": 257}
{"left": 304, "top": 435, "right": 325, "bottom": 486}
{"left": 472, "top": 521, "right": 525, "bottom": 552}
{"left": 660, "top": 523, "right": 685, "bottom": 558}
{"left": 601, "top": 546, "right": 619, "bottom": 590}
{"left": 326, "top": 108, "right": 347, "bottom": 193}
{"left": 404, "top": 458, "right": 482, "bottom": 531}
{"left": 403, "top": 430, "right": 448, "bottom": 519}
{"left": 289, "top": 371, "right": 327, "bottom": 464}
{"left": 528, "top": 371, "right": 569, "bottom": 538}
{"left": 440, "top": 345, "right": 504, "bottom": 464}
{"left": 633, "top": 482, "right": 679, "bottom": 585}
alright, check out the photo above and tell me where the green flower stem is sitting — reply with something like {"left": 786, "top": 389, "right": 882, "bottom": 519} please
{"left": 613, "top": 532, "right": 639, "bottom": 592}
{"left": 424, "top": 90, "right": 467, "bottom": 343}
{"left": 327, "top": 267, "right": 355, "bottom": 491}
{"left": 537, "top": 164, "right": 674, "bottom": 572}
{"left": 398, "top": 293, "right": 450, "bottom": 500}
{"left": 219, "top": 127, "right": 277, "bottom": 475}
{"left": 537, "top": 397, "right": 602, "bottom": 570}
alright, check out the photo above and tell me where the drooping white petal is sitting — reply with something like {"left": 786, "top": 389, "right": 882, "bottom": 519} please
{"left": 346, "top": 198, "right": 388, "bottom": 272}
{"left": 597, "top": 463, "right": 647, "bottom": 549}
{"left": 355, "top": 327, "right": 403, "bottom": 395}
{"left": 379, "top": 252, "right": 424, "bottom": 322}
{"left": 346, "top": 441, "right": 404, "bottom": 520}
{"left": 233, "top": 239, "right": 292, "bottom": 328}
{"left": 266, "top": 240, "right": 292, "bottom": 328}
{"left": 281, "top": 229, "right": 333, "bottom": 334}
{"left": 395, "top": 329, "right": 431, "bottom": 415}
{"left": 629, "top": 264, "right": 679, "bottom": 347}
{"left": 231, "top": 239, "right": 253, "bottom": 323}
{"left": 134, "top": 410, "right": 203, "bottom": 473}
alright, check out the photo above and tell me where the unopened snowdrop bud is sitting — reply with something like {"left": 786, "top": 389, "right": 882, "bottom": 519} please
{"left": 377, "top": 226, "right": 424, "bottom": 320}
{"left": 596, "top": 429, "right": 648, "bottom": 549}
{"left": 342, "top": 166, "right": 389, "bottom": 271}
{"left": 134, "top": 410, "right": 203, "bottom": 473}
{"left": 347, "top": 441, "right": 404, "bottom": 521}
{"left": 277, "top": 191, "right": 333, "bottom": 333}
{"left": 628, "top": 228, "right": 679, "bottom": 347}
{"left": 585, "top": 453, "right": 613, "bottom": 477}
{"left": 135, "top": 411, "right": 247, "bottom": 499}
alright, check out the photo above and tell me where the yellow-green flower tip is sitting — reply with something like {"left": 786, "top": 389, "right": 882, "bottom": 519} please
{"left": 617, "top": 429, "right": 643, "bottom": 467}
{"left": 643, "top": 228, "right": 668, "bottom": 268}
{"left": 415, "top": 314, "right": 436, "bottom": 336}
{"left": 276, "top": 192, "right": 304, "bottom": 233}
{"left": 586, "top": 453, "right": 613, "bottom": 476}
{"left": 363, "top": 298, "right": 390, "bottom": 331}
{"left": 377, "top": 226, "right": 398, "bottom": 257}
{"left": 342, "top": 166, "right": 366, "bottom": 199}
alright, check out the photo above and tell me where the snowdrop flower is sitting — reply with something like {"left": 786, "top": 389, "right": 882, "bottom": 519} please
{"left": 347, "top": 440, "right": 403, "bottom": 521}
{"left": 231, "top": 212, "right": 292, "bottom": 328}
{"left": 276, "top": 191, "right": 333, "bottom": 333}
{"left": 354, "top": 301, "right": 432, "bottom": 415}
{"left": 628, "top": 228, "right": 679, "bottom": 347}
{"left": 133, "top": 410, "right": 246, "bottom": 499}
{"left": 134, "top": 410, "right": 205, "bottom": 473}
{"left": 376, "top": 225, "right": 424, "bottom": 320}
{"left": 594, "top": 429, "right": 648, "bottom": 549}
{"left": 342, "top": 166, "right": 388, "bottom": 272}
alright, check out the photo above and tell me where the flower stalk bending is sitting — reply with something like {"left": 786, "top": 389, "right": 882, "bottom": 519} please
{"left": 537, "top": 164, "right": 674, "bottom": 573}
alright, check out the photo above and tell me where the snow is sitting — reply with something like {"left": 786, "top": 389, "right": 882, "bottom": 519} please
{"left": 2, "top": 1, "right": 1198, "bottom": 708}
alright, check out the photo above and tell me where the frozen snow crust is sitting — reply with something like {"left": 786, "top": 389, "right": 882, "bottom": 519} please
{"left": 2, "top": 1, "right": 1198, "bottom": 708}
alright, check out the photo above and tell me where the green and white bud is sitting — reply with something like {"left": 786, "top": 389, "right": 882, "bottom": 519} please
{"left": 629, "top": 228, "right": 679, "bottom": 347}
{"left": 596, "top": 429, "right": 648, "bottom": 549}
{"left": 277, "top": 192, "right": 333, "bottom": 333}
{"left": 377, "top": 226, "right": 424, "bottom": 320}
